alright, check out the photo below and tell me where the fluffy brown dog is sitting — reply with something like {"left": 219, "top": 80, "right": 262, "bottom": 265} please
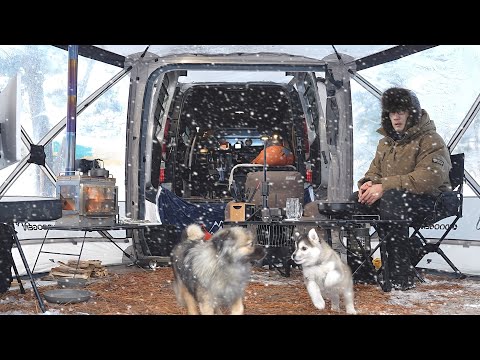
{"left": 171, "top": 224, "right": 265, "bottom": 315}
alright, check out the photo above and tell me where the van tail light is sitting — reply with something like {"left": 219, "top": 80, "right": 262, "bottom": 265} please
{"left": 159, "top": 161, "right": 165, "bottom": 183}
{"left": 306, "top": 169, "right": 313, "bottom": 183}
{"left": 306, "top": 162, "right": 313, "bottom": 183}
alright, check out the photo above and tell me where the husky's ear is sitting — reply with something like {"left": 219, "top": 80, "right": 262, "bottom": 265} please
{"left": 308, "top": 228, "right": 320, "bottom": 244}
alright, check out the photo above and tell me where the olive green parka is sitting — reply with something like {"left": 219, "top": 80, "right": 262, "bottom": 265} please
{"left": 358, "top": 109, "right": 452, "bottom": 196}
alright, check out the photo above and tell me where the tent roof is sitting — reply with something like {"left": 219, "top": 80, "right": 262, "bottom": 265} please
{"left": 98, "top": 45, "right": 394, "bottom": 60}
{"left": 54, "top": 45, "right": 437, "bottom": 70}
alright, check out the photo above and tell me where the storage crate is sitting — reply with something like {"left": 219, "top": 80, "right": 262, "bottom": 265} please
{"left": 231, "top": 223, "right": 296, "bottom": 248}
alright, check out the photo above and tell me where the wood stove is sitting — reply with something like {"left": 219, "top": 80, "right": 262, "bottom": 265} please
{"left": 56, "top": 169, "right": 118, "bottom": 226}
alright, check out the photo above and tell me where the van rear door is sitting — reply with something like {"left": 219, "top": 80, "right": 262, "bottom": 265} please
{"left": 292, "top": 72, "right": 328, "bottom": 190}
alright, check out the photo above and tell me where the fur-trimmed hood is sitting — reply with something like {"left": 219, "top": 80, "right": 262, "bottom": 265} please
{"left": 359, "top": 89, "right": 452, "bottom": 196}
{"left": 381, "top": 87, "right": 422, "bottom": 138}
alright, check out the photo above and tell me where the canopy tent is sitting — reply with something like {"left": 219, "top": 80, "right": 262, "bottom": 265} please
{"left": 1, "top": 44, "right": 479, "bottom": 278}
{"left": 4, "top": 44, "right": 479, "bottom": 203}
{"left": 54, "top": 45, "right": 437, "bottom": 71}
{"left": 71, "top": 45, "right": 478, "bottom": 195}
{"left": 4, "top": 44, "right": 478, "bottom": 206}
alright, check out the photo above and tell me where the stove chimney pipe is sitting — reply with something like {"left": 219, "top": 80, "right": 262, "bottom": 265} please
{"left": 65, "top": 45, "right": 79, "bottom": 175}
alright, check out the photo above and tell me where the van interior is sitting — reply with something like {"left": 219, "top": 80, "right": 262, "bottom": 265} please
{"left": 151, "top": 81, "right": 320, "bottom": 204}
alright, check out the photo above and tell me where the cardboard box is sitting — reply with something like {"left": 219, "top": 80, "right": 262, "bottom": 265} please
{"left": 229, "top": 202, "right": 256, "bottom": 221}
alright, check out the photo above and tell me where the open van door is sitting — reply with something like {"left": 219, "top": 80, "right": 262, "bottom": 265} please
{"left": 124, "top": 52, "right": 181, "bottom": 222}
{"left": 291, "top": 54, "right": 355, "bottom": 202}
{"left": 323, "top": 53, "right": 355, "bottom": 201}
{"left": 291, "top": 72, "right": 328, "bottom": 192}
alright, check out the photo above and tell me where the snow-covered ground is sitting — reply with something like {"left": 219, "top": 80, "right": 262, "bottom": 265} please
{"left": 4, "top": 265, "right": 480, "bottom": 315}
{"left": 387, "top": 277, "right": 480, "bottom": 315}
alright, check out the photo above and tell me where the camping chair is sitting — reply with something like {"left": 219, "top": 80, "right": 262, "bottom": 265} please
{"left": 351, "top": 153, "right": 466, "bottom": 292}
{"left": 408, "top": 153, "right": 466, "bottom": 279}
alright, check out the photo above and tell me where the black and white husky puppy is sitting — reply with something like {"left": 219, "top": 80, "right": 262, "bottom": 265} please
{"left": 292, "top": 228, "right": 356, "bottom": 315}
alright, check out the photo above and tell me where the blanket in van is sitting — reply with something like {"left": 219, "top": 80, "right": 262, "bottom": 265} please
{"left": 155, "top": 185, "right": 314, "bottom": 235}
{"left": 156, "top": 186, "right": 226, "bottom": 234}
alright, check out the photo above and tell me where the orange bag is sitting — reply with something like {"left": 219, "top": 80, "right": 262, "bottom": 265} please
{"left": 252, "top": 145, "right": 294, "bottom": 166}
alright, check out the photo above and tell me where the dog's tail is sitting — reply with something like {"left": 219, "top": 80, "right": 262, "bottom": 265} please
{"left": 185, "top": 223, "right": 205, "bottom": 241}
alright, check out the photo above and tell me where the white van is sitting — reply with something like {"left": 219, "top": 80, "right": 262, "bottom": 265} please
{"left": 123, "top": 52, "right": 355, "bottom": 264}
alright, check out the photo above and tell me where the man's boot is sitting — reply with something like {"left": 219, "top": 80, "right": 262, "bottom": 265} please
{"left": 386, "top": 226, "right": 416, "bottom": 291}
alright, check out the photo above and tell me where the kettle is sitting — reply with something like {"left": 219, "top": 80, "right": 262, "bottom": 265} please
{"left": 89, "top": 159, "right": 109, "bottom": 177}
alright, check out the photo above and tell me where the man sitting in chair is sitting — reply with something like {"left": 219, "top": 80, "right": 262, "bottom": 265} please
{"left": 252, "top": 131, "right": 294, "bottom": 166}
{"left": 350, "top": 87, "right": 452, "bottom": 291}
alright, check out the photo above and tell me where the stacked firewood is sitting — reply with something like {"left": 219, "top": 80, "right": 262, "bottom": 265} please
{"left": 49, "top": 260, "right": 108, "bottom": 279}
